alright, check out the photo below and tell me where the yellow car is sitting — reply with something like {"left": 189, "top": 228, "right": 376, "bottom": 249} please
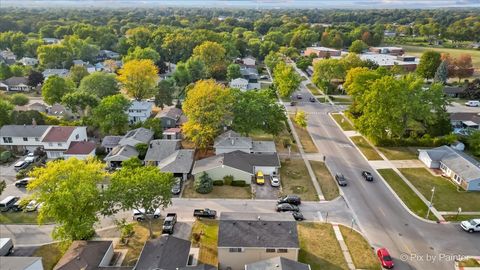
{"left": 256, "top": 171, "right": 265, "bottom": 185}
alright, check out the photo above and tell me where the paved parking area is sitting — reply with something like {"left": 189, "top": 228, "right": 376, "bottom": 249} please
{"left": 0, "top": 157, "right": 32, "bottom": 201}
{"left": 253, "top": 175, "right": 281, "bottom": 199}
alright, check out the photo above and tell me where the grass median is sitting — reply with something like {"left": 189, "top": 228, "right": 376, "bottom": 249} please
{"left": 351, "top": 136, "right": 383, "bottom": 160}
{"left": 289, "top": 116, "right": 318, "bottom": 153}
{"left": 339, "top": 225, "right": 380, "bottom": 270}
{"left": 191, "top": 219, "right": 219, "bottom": 266}
{"left": 331, "top": 113, "right": 354, "bottom": 131}
{"left": 309, "top": 160, "right": 339, "bottom": 200}
{"left": 280, "top": 158, "right": 319, "bottom": 201}
{"left": 306, "top": 83, "right": 323, "bottom": 95}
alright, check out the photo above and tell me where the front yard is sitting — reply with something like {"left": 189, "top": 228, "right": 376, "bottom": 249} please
{"left": 119, "top": 220, "right": 163, "bottom": 266}
{"left": 183, "top": 180, "right": 252, "bottom": 199}
{"left": 376, "top": 147, "right": 419, "bottom": 160}
{"left": 280, "top": 158, "right": 319, "bottom": 201}
{"left": 309, "top": 161, "right": 339, "bottom": 200}
{"left": 191, "top": 219, "right": 219, "bottom": 266}
{"left": 289, "top": 116, "right": 318, "bottom": 153}
{"left": 350, "top": 136, "right": 383, "bottom": 160}
{"left": 399, "top": 168, "right": 480, "bottom": 212}
{"left": 339, "top": 226, "right": 380, "bottom": 270}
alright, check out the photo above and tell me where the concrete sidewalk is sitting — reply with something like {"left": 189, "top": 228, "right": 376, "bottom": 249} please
{"left": 332, "top": 224, "right": 356, "bottom": 270}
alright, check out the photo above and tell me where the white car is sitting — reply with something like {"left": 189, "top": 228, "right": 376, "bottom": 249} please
{"left": 270, "top": 176, "right": 280, "bottom": 187}
{"left": 25, "top": 200, "right": 40, "bottom": 212}
{"left": 132, "top": 208, "right": 161, "bottom": 221}
{"left": 464, "top": 100, "right": 480, "bottom": 107}
{"left": 461, "top": 219, "right": 480, "bottom": 233}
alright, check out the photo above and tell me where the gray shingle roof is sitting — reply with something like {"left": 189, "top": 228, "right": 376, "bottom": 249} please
{"left": 158, "top": 149, "right": 195, "bottom": 174}
{"left": 192, "top": 151, "right": 280, "bottom": 175}
{"left": 101, "top": 136, "right": 123, "bottom": 148}
{"left": 118, "top": 128, "right": 154, "bottom": 147}
{"left": 252, "top": 141, "right": 276, "bottom": 153}
{"left": 54, "top": 241, "right": 112, "bottom": 270}
{"left": 135, "top": 235, "right": 190, "bottom": 270}
{"left": 144, "top": 139, "right": 181, "bottom": 162}
{"left": 0, "top": 125, "right": 49, "bottom": 138}
{"left": 2, "top": 76, "right": 28, "bottom": 86}
{"left": 218, "top": 212, "right": 299, "bottom": 248}
{"left": 214, "top": 130, "right": 252, "bottom": 149}
{"left": 1, "top": 257, "right": 43, "bottom": 270}
{"left": 158, "top": 107, "right": 183, "bottom": 121}
{"left": 246, "top": 257, "right": 310, "bottom": 270}
{"left": 104, "top": 145, "right": 138, "bottom": 162}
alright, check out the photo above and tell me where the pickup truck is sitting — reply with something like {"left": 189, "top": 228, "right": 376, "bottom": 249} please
{"left": 193, "top": 208, "right": 217, "bottom": 219}
{"left": 461, "top": 219, "right": 480, "bottom": 233}
{"left": 162, "top": 213, "right": 177, "bottom": 234}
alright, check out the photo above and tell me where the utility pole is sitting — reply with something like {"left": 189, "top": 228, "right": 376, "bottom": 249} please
{"left": 426, "top": 186, "right": 436, "bottom": 219}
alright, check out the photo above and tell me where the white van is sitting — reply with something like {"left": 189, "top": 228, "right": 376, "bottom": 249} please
{"left": 0, "top": 196, "right": 20, "bottom": 212}
{"left": 465, "top": 100, "right": 480, "bottom": 107}
{"left": 0, "top": 238, "right": 13, "bottom": 256}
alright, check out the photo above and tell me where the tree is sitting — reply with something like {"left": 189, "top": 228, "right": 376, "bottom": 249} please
{"left": 194, "top": 172, "right": 213, "bottom": 194}
{"left": 27, "top": 70, "right": 44, "bottom": 87}
{"left": 265, "top": 51, "right": 283, "bottom": 71}
{"left": 62, "top": 91, "right": 99, "bottom": 116}
{"left": 141, "top": 118, "right": 163, "bottom": 139}
{"left": 0, "top": 63, "right": 12, "bottom": 80}
{"left": 121, "top": 156, "right": 143, "bottom": 169}
{"left": 183, "top": 80, "right": 234, "bottom": 150}
{"left": 453, "top": 54, "right": 474, "bottom": 82}
{"left": 294, "top": 110, "right": 308, "bottom": 128}
{"left": 92, "top": 94, "right": 131, "bottom": 135}
{"left": 273, "top": 62, "right": 301, "bottom": 98}
{"left": 37, "top": 44, "right": 72, "bottom": 68}
{"left": 28, "top": 158, "right": 105, "bottom": 241}
{"left": 11, "top": 110, "right": 45, "bottom": 125}
{"left": 105, "top": 166, "right": 174, "bottom": 237}
{"left": 349, "top": 40, "right": 368, "bottom": 53}
{"left": 0, "top": 100, "right": 13, "bottom": 127}
{"left": 468, "top": 131, "right": 480, "bottom": 156}
{"left": 227, "top": 63, "right": 242, "bottom": 80}
{"left": 10, "top": 93, "right": 29, "bottom": 106}
{"left": 124, "top": 46, "right": 161, "bottom": 63}
{"left": 41, "top": 76, "right": 75, "bottom": 105}
{"left": 296, "top": 56, "right": 313, "bottom": 71}
{"left": 417, "top": 51, "right": 442, "bottom": 80}
{"left": 0, "top": 180, "right": 5, "bottom": 196}
{"left": 79, "top": 72, "right": 119, "bottom": 98}
{"left": 117, "top": 59, "right": 158, "bottom": 100}
{"left": 312, "top": 58, "right": 345, "bottom": 93}
{"left": 434, "top": 61, "right": 448, "bottom": 84}
{"left": 154, "top": 79, "right": 174, "bottom": 109}
{"left": 69, "top": 65, "right": 89, "bottom": 86}
{"left": 192, "top": 41, "right": 227, "bottom": 79}
{"left": 172, "top": 62, "right": 192, "bottom": 90}
{"left": 185, "top": 57, "right": 207, "bottom": 83}
{"left": 460, "top": 79, "right": 480, "bottom": 100}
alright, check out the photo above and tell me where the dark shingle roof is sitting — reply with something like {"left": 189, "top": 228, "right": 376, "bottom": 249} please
{"left": 246, "top": 257, "right": 310, "bottom": 270}
{"left": 135, "top": 235, "right": 190, "bottom": 270}
{"left": 42, "top": 126, "right": 76, "bottom": 142}
{"left": 101, "top": 136, "right": 123, "bottom": 148}
{"left": 192, "top": 151, "right": 280, "bottom": 175}
{"left": 144, "top": 139, "right": 181, "bottom": 162}
{"left": 2, "top": 76, "right": 28, "bottom": 86}
{"left": 158, "top": 149, "right": 195, "bottom": 174}
{"left": 64, "top": 141, "right": 96, "bottom": 155}
{"left": 0, "top": 125, "right": 49, "bottom": 138}
{"left": 54, "top": 241, "right": 112, "bottom": 270}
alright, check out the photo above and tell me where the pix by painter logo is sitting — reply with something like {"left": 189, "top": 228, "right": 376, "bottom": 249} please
{"left": 400, "top": 253, "right": 470, "bottom": 263}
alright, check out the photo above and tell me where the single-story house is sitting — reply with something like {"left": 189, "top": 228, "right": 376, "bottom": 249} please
{"left": 103, "top": 128, "right": 154, "bottom": 168}
{"left": 218, "top": 212, "right": 300, "bottom": 270}
{"left": 245, "top": 257, "right": 311, "bottom": 270}
{"left": 53, "top": 241, "right": 115, "bottom": 270}
{"left": 0, "top": 49, "right": 16, "bottom": 64}
{"left": 242, "top": 56, "right": 256, "bottom": 67}
{"left": 101, "top": 135, "right": 123, "bottom": 153}
{"left": 419, "top": 145, "right": 480, "bottom": 191}
{"left": 96, "top": 50, "right": 120, "bottom": 61}
{"left": 443, "top": 86, "right": 465, "bottom": 98}
{"left": 450, "top": 113, "right": 480, "bottom": 133}
{"left": 127, "top": 100, "right": 153, "bottom": 124}
{"left": 163, "top": 127, "right": 182, "bottom": 140}
{"left": 240, "top": 66, "right": 260, "bottom": 90}
{"left": 144, "top": 139, "right": 194, "bottom": 179}
{"left": 104, "top": 144, "right": 139, "bottom": 168}
{"left": 118, "top": 127, "right": 154, "bottom": 148}
{"left": 28, "top": 102, "right": 48, "bottom": 113}
{"left": 214, "top": 130, "right": 276, "bottom": 155}
{"left": 47, "top": 103, "right": 74, "bottom": 119}
{"left": 192, "top": 150, "right": 280, "bottom": 184}
{"left": 63, "top": 141, "right": 96, "bottom": 160}
{"left": 19, "top": 57, "right": 39, "bottom": 66}
{"left": 229, "top": 78, "right": 249, "bottom": 91}
{"left": 0, "top": 76, "right": 32, "bottom": 91}
{"left": 1, "top": 257, "right": 43, "bottom": 270}
{"left": 156, "top": 107, "right": 186, "bottom": 129}
{"left": 144, "top": 139, "right": 182, "bottom": 166}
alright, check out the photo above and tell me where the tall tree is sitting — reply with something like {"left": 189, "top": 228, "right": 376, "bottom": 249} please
{"left": 192, "top": 41, "right": 227, "bottom": 79}
{"left": 0, "top": 99, "right": 13, "bottom": 127}
{"left": 273, "top": 62, "right": 301, "bottom": 98}
{"left": 416, "top": 51, "right": 442, "bottom": 80}
{"left": 468, "top": 131, "right": 480, "bottom": 156}
{"left": 123, "top": 46, "right": 161, "bottom": 63}
{"left": 41, "top": 76, "right": 75, "bottom": 105}
{"left": 349, "top": 40, "right": 368, "bottom": 53}
{"left": 117, "top": 59, "right": 158, "bottom": 100}
{"left": 79, "top": 72, "right": 119, "bottom": 98}
{"left": 185, "top": 57, "right": 207, "bottom": 82}
{"left": 453, "top": 54, "right": 474, "bottom": 82}
{"left": 27, "top": 70, "right": 44, "bottom": 87}
{"left": 92, "top": 94, "right": 131, "bottom": 135}
{"left": 294, "top": 110, "right": 308, "bottom": 128}
{"left": 61, "top": 91, "right": 99, "bottom": 116}
{"left": 227, "top": 63, "right": 242, "bottom": 80}
{"left": 28, "top": 158, "right": 105, "bottom": 241}
{"left": 312, "top": 58, "right": 345, "bottom": 92}
{"left": 154, "top": 79, "right": 175, "bottom": 109}
{"left": 69, "top": 65, "right": 89, "bottom": 86}
{"left": 37, "top": 44, "right": 72, "bottom": 68}
{"left": 434, "top": 60, "right": 448, "bottom": 84}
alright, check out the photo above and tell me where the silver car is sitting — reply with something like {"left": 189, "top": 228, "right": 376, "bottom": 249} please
{"left": 270, "top": 176, "right": 280, "bottom": 187}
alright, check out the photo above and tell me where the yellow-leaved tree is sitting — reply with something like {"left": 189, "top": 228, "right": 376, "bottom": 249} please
{"left": 117, "top": 59, "right": 158, "bottom": 100}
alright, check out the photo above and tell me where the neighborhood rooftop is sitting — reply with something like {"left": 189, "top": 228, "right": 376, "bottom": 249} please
{"left": 0, "top": 125, "right": 50, "bottom": 138}
{"left": 134, "top": 235, "right": 191, "bottom": 270}
{"left": 54, "top": 241, "right": 112, "bottom": 270}
{"left": 42, "top": 126, "right": 76, "bottom": 142}
{"left": 246, "top": 257, "right": 311, "bottom": 270}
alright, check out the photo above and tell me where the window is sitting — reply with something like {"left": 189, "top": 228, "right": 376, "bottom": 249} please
{"left": 229, "top": 248, "right": 244, "bottom": 253}
{"left": 266, "top": 249, "right": 276, "bottom": 253}
{"left": 35, "top": 138, "right": 39, "bottom": 142}
{"left": 23, "top": 137, "right": 28, "bottom": 142}
{"left": 3, "top": 137, "right": 12, "bottom": 143}
{"left": 58, "top": 143, "right": 62, "bottom": 147}
{"left": 277, "top": 249, "right": 288, "bottom": 253}
{"left": 75, "top": 134, "right": 79, "bottom": 139}
{"left": 48, "top": 143, "right": 53, "bottom": 147}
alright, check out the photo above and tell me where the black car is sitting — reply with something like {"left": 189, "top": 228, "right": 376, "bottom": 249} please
{"left": 15, "top": 178, "right": 31, "bottom": 188}
{"left": 292, "top": 212, "right": 305, "bottom": 221}
{"left": 278, "top": 195, "right": 301, "bottom": 205}
{"left": 290, "top": 101, "right": 297, "bottom": 106}
{"left": 335, "top": 174, "right": 348, "bottom": 186}
{"left": 309, "top": 97, "right": 316, "bottom": 102}
{"left": 362, "top": 171, "right": 374, "bottom": 181}
{"left": 171, "top": 178, "right": 182, "bottom": 195}
{"left": 276, "top": 203, "right": 299, "bottom": 212}
{"left": 296, "top": 94, "right": 303, "bottom": 99}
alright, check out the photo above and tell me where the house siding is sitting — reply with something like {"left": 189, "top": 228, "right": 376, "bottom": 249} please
{"left": 467, "top": 178, "right": 480, "bottom": 191}
{"left": 215, "top": 147, "right": 251, "bottom": 155}
{"left": 419, "top": 151, "right": 438, "bottom": 168}
{"left": 194, "top": 166, "right": 252, "bottom": 184}
{"left": 218, "top": 247, "right": 298, "bottom": 270}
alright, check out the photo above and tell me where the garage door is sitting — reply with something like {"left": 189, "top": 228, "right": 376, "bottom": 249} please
{"left": 254, "top": 166, "right": 277, "bottom": 175}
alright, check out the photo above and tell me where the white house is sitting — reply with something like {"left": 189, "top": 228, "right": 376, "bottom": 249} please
{"left": 41, "top": 126, "right": 89, "bottom": 159}
{"left": 0, "top": 77, "right": 31, "bottom": 91}
{"left": 0, "top": 125, "right": 50, "bottom": 153}
{"left": 242, "top": 56, "right": 256, "bottom": 67}
{"left": 0, "top": 50, "right": 16, "bottom": 64}
{"left": 127, "top": 100, "right": 153, "bottom": 124}
{"left": 42, "top": 38, "right": 60, "bottom": 44}
{"left": 63, "top": 141, "right": 96, "bottom": 160}
{"left": 229, "top": 78, "right": 249, "bottom": 91}
{"left": 19, "top": 57, "right": 39, "bottom": 66}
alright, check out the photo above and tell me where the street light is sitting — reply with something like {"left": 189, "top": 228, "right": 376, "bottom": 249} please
{"left": 426, "top": 186, "right": 436, "bottom": 219}
{"left": 456, "top": 207, "right": 462, "bottom": 221}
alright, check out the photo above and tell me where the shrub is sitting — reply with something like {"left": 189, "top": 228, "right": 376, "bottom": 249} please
{"left": 231, "top": 180, "right": 247, "bottom": 187}
{"left": 282, "top": 137, "right": 292, "bottom": 148}
{"left": 16, "top": 169, "right": 29, "bottom": 179}
{"left": 374, "top": 134, "right": 457, "bottom": 147}
{"left": 0, "top": 151, "right": 12, "bottom": 163}
{"left": 194, "top": 172, "right": 213, "bottom": 194}
{"left": 10, "top": 93, "right": 29, "bottom": 106}
{"left": 213, "top": 180, "right": 224, "bottom": 186}
{"left": 223, "top": 175, "right": 234, "bottom": 186}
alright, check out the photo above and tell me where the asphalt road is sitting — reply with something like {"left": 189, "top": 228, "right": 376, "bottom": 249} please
{"left": 289, "top": 67, "right": 480, "bottom": 270}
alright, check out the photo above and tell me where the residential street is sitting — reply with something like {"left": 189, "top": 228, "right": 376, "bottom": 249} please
{"left": 289, "top": 66, "right": 480, "bottom": 270}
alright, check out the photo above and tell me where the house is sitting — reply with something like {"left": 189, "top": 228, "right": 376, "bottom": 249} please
{"left": 245, "top": 257, "right": 311, "bottom": 270}
{"left": 118, "top": 127, "right": 154, "bottom": 147}
{"left": 163, "top": 127, "right": 182, "bottom": 140}
{"left": 42, "top": 38, "right": 60, "bottom": 44}
{"left": 19, "top": 57, "right": 39, "bottom": 66}
{"left": 63, "top": 141, "right": 96, "bottom": 160}
{"left": 450, "top": 113, "right": 480, "bottom": 134}
{"left": 214, "top": 131, "right": 276, "bottom": 155}
{"left": 0, "top": 125, "right": 50, "bottom": 153}
{"left": 304, "top": 47, "right": 341, "bottom": 58}
{"left": 96, "top": 50, "right": 120, "bottom": 61}
{"left": 240, "top": 66, "right": 261, "bottom": 90}
{"left": 101, "top": 136, "right": 123, "bottom": 153}
{"left": 156, "top": 107, "right": 186, "bottom": 129}
{"left": 144, "top": 139, "right": 194, "bottom": 180}
{"left": 1, "top": 257, "right": 43, "bottom": 270}
{"left": 444, "top": 86, "right": 466, "bottom": 98}
{"left": 103, "top": 128, "right": 154, "bottom": 168}
{"left": 104, "top": 145, "right": 139, "bottom": 168}
{"left": 144, "top": 139, "right": 181, "bottom": 166}
{"left": 127, "top": 100, "right": 153, "bottom": 124}
{"left": 192, "top": 150, "right": 281, "bottom": 184}
{"left": 27, "top": 102, "right": 48, "bottom": 113}
{"left": 73, "top": 60, "right": 96, "bottom": 73}
{"left": 53, "top": 241, "right": 116, "bottom": 270}
{"left": 383, "top": 30, "right": 397, "bottom": 38}
{"left": 242, "top": 56, "right": 256, "bottom": 67}
{"left": 46, "top": 103, "right": 74, "bottom": 119}
{"left": 0, "top": 49, "right": 17, "bottom": 64}
{"left": 418, "top": 145, "right": 480, "bottom": 191}
{"left": 358, "top": 53, "right": 418, "bottom": 72}
{"left": 218, "top": 212, "right": 300, "bottom": 270}
{"left": 41, "top": 126, "right": 88, "bottom": 159}
{"left": 42, "top": 69, "right": 69, "bottom": 78}
{"left": 229, "top": 78, "right": 249, "bottom": 91}
{"left": 0, "top": 76, "right": 32, "bottom": 91}
{"left": 369, "top": 46, "right": 404, "bottom": 56}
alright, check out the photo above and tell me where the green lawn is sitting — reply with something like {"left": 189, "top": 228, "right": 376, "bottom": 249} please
{"left": 377, "top": 169, "right": 436, "bottom": 221}
{"left": 183, "top": 181, "right": 252, "bottom": 199}
{"left": 119, "top": 220, "right": 164, "bottom": 266}
{"left": 33, "top": 243, "right": 67, "bottom": 270}
{"left": 280, "top": 158, "right": 319, "bottom": 201}
{"left": 339, "top": 226, "right": 380, "bottom": 270}
{"left": 250, "top": 128, "right": 299, "bottom": 154}
{"left": 399, "top": 168, "right": 480, "bottom": 212}
{"left": 290, "top": 116, "right": 318, "bottom": 153}
{"left": 309, "top": 161, "right": 339, "bottom": 201}
{"left": 376, "top": 147, "right": 419, "bottom": 160}
{"left": 442, "top": 214, "right": 480, "bottom": 222}
{"left": 330, "top": 96, "right": 353, "bottom": 103}
{"left": 0, "top": 212, "right": 40, "bottom": 224}
{"left": 350, "top": 136, "right": 383, "bottom": 160}
{"left": 306, "top": 83, "right": 323, "bottom": 95}
{"left": 298, "top": 222, "right": 349, "bottom": 270}
{"left": 191, "top": 219, "right": 219, "bottom": 266}
{"left": 331, "top": 114, "right": 354, "bottom": 131}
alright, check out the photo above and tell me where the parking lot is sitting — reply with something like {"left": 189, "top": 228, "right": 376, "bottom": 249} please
{"left": 253, "top": 175, "right": 281, "bottom": 199}
{"left": 0, "top": 155, "right": 33, "bottom": 202}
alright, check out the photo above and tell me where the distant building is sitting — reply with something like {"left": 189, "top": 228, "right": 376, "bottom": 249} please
{"left": 156, "top": 107, "right": 186, "bottom": 129}
{"left": 450, "top": 113, "right": 480, "bottom": 134}
{"left": 358, "top": 53, "right": 418, "bottom": 71}
{"left": 127, "top": 100, "right": 153, "bottom": 124}
{"left": 242, "top": 56, "right": 256, "bottom": 67}
{"left": 369, "top": 46, "right": 404, "bottom": 56}
{"left": 42, "top": 38, "right": 61, "bottom": 44}
{"left": 240, "top": 66, "right": 261, "bottom": 90}
{"left": 0, "top": 76, "right": 31, "bottom": 92}
{"left": 443, "top": 86, "right": 466, "bottom": 98}
{"left": 42, "top": 69, "right": 69, "bottom": 78}
{"left": 96, "top": 50, "right": 120, "bottom": 61}
{"left": 19, "top": 57, "right": 38, "bottom": 66}
{"left": 229, "top": 78, "right": 249, "bottom": 91}
{"left": 384, "top": 30, "right": 397, "bottom": 38}
{"left": 304, "top": 47, "right": 341, "bottom": 58}
{"left": 0, "top": 49, "right": 17, "bottom": 65}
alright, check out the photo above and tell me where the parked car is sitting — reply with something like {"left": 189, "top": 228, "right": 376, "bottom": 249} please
{"left": 0, "top": 196, "right": 20, "bottom": 212}
{"left": 193, "top": 208, "right": 217, "bottom": 219}
{"left": 296, "top": 94, "right": 303, "bottom": 99}
{"left": 260, "top": 75, "right": 269, "bottom": 80}
{"left": 361, "top": 171, "right": 374, "bottom": 181}
{"left": 13, "top": 160, "right": 29, "bottom": 171}
{"left": 309, "top": 97, "right": 316, "bottom": 102}
{"left": 292, "top": 212, "right": 305, "bottom": 221}
{"left": 0, "top": 238, "right": 14, "bottom": 256}
{"left": 171, "top": 178, "right": 182, "bottom": 195}
{"left": 256, "top": 171, "right": 265, "bottom": 185}
{"left": 276, "top": 203, "right": 299, "bottom": 212}
{"left": 335, "top": 174, "right": 348, "bottom": 186}
{"left": 11, "top": 200, "right": 24, "bottom": 212}
{"left": 460, "top": 219, "right": 480, "bottom": 233}
{"left": 290, "top": 101, "right": 297, "bottom": 106}
{"left": 15, "top": 178, "right": 33, "bottom": 188}
{"left": 162, "top": 213, "right": 177, "bottom": 234}
{"left": 270, "top": 176, "right": 280, "bottom": 187}
{"left": 465, "top": 100, "right": 480, "bottom": 107}
{"left": 132, "top": 209, "right": 161, "bottom": 221}
{"left": 25, "top": 200, "right": 40, "bottom": 212}
{"left": 24, "top": 153, "right": 39, "bottom": 164}
{"left": 377, "top": 248, "right": 394, "bottom": 269}
{"left": 278, "top": 195, "right": 301, "bottom": 205}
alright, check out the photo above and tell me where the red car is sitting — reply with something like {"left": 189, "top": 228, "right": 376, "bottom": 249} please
{"left": 377, "top": 248, "right": 394, "bottom": 269}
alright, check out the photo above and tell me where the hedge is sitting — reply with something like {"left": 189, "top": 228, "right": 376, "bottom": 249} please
{"left": 231, "top": 180, "right": 247, "bottom": 187}
{"left": 374, "top": 134, "right": 457, "bottom": 147}
{"left": 213, "top": 180, "right": 224, "bottom": 186}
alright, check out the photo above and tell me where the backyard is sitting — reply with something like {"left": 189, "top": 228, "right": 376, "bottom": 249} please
{"left": 289, "top": 116, "right": 318, "bottom": 153}
{"left": 309, "top": 160, "right": 339, "bottom": 200}
{"left": 280, "top": 158, "right": 319, "bottom": 201}
{"left": 119, "top": 219, "right": 163, "bottom": 266}
{"left": 331, "top": 113, "right": 354, "bottom": 131}
{"left": 250, "top": 128, "right": 299, "bottom": 154}
{"left": 376, "top": 147, "right": 419, "bottom": 160}
{"left": 350, "top": 136, "right": 383, "bottom": 160}
{"left": 339, "top": 226, "right": 380, "bottom": 270}
{"left": 182, "top": 180, "right": 252, "bottom": 199}
{"left": 191, "top": 219, "right": 219, "bottom": 266}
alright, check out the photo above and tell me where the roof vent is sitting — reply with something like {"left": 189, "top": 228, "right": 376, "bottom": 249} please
{"left": 257, "top": 216, "right": 261, "bottom": 220}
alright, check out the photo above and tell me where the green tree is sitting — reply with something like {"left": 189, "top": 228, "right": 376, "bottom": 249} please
{"left": 192, "top": 41, "right": 227, "bottom": 79}
{"left": 294, "top": 110, "right": 308, "bottom": 128}
{"left": 117, "top": 59, "right": 158, "bottom": 100}
{"left": 434, "top": 60, "right": 448, "bottom": 84}
{"left": 296, "top": 56, "right": 313, "bottom": 71}
{"left": 349, "top": 40, "right": 368, "bottom": 53}
{"left": 417, "top": 51, "right": 442, "bottom": 80}
{"left": 154, "top": 79, "right": 175, "bottom": 109}
{"left": 227, "top": 63, "right": 242, "bottom": 80}
{"left": 142, "top": 118, "right": 163, "bottom": 139}
{"left": 27, "top": 70, "right": 44, "bottom": 87}
{"left": 69, "top": 65, "right": 89, "bottom": 86}
{"left": 105, "top": 166, "right": 174, "bottom": 237}
{"left": 273, "top": 62, "right": 301, "bottom": 98}
{"left": 37, "top": 44, "right": 72, "bottom": 68}
{"left": 124, "top": 46, "right": 161, "bottom": 63}
{"left": 0, "top": 99, "right": 13, "bottom": 127}
{"left": 185, "top": 57, "right": 207, "bottom": 82}
{"left": 194, "top": 172, "right": 213, "bottom": 194}
{"left": 28, "top": 158, "right": 105, "bottom": 241}
{"left": 79, "top": 72, "right": 119, "bottom": 98}
{"left": 0, "top": 63, "right": 12, "bottom": 80}
{"left": 41, "top": 76, "right": 75, "bottom": 105}
{"left": 0, "top": 180, "right": 5, "bottom": 196}
{"left": 265, "top": 51, "right": 283, "bottom": 71}
{"left": 172, "top": 62, "right": 192, "bottom": 90}
{"left": 92, "top": 94, "right": 131, "bottom": 135}
{"left": 61, "top": 91, "right": 99, "bottom": 116}
{"left": 11, "top": 110, "right": 45, "bottom": 125}
{"left": 63, "top": 35, "right": 99, "bottom": 63}
{"left": 312, "top": 58, "right": 345, "bottom": 94}
{"left": 121, "top": 156, "right": 143, "bottom": 169}
{"left": 10, "top": 93, "right": 29, "bottom": 106}
{"left": 468, "top": 131, "right": 480, "bottom": 156}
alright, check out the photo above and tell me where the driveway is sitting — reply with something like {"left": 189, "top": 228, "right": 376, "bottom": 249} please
{"left": 253, "top": 175, "right": 280, "bottom": 199}
{"left": 447, "top": 102, "right": 480, "bottom": 113}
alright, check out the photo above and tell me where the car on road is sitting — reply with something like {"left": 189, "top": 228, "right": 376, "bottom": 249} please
{"left": 132, "top": 209, "right": 161, "bottom": 221}
{"left": 361, "top": 171, "right": 374, "bottom": 181}
{"left": 256, "top": 171, "right": 265, "bottom": 185}
{"left": 296, "top": 94, "right": 302, "bottom": 99}
{"left": 15, "top": 178, "right": 33, "bottom": 188}
{"left": 377, "top": 248, "right": 394, "bottom": 269}
{"left": 278, "top": 195, "right": 301, "bottom": 205}
{"left": 460, "top": 219, "right": 480, "bottom": 233}
{"left": 171, "top": 178, "right": 182, "bottom": 195}
{"left": 0, "top": 196, "right": 20, "bottom": 212}
{"left": 270, "top": 176, "right": 280, "bottom": 187}
{"left": 465, "top": 100, "right": 480, "bottom": 107}
{"left": 292, "top": 211, "right": 305, "bottom": 221}
{"left": 162, "top": 213, "right": 177, "bottom": 234}
{"left": 309, "top": 97, "right": 316, "bottom": 102}
{"left": 0, "top": 238, "right": 14, "bottom": 256}
{"left": 25, "top": 200, "right": 40, "bottom": 212}
{"left": 335, "top": 174, "right": 348, "bottom": 186}
{"left": 13, "top": 160, "right": 29, "bottom": 171}
{"left": 290, "top": 101, "right": 297, "bottom": 106}
{"left": 276, "top": 203, "right": 299, "bottom": 212}
{"left": 193, "top": 208, "right": 217, "bottom": 219}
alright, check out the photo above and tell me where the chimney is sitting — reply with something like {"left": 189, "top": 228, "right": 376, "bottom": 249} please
{"left": 149, "top": 143, "right": 153, "bottom": 149}
{"left": 32, "top": 118, "right": 37, "bottom": 126}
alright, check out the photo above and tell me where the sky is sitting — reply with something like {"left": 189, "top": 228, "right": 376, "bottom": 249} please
{"left": 3, "top": 0, "right": 480, "bottom": 9}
